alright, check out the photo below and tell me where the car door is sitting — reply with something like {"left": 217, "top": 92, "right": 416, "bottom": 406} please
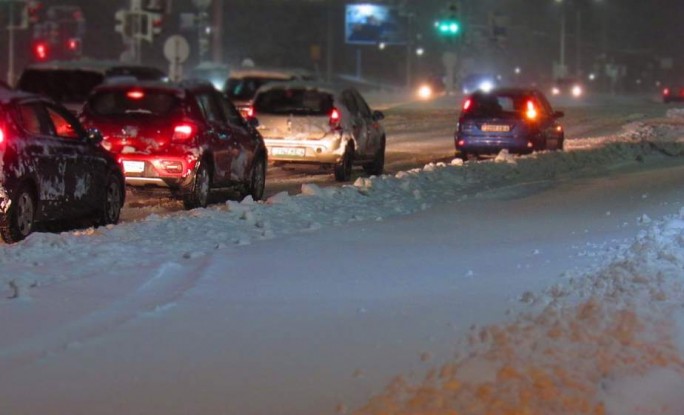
{"left": 195, "top": 90, "right": 233, "bottom": 186}
{"left": 340, "top": 89, "right": 364, "bottom": 152}
{"left": 352, "top": 90, "right": 383, "bottom": 158}
{"left": 14, "top": 100, "right": 70, "bottom": 217}
{"left": 535, "top": 92, "right": 563, "bottom": 148}
{"left": 43, "top": 103, "right": 99, "bottom": 216}
{"left": 217, "top": 94, "right": 258, "bottom": 183}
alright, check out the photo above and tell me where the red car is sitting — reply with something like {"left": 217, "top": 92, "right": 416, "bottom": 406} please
{"left": 80, "top": 81, "right": 267, "bottom": 208}
{"left": 0, "top": 89, "right": 124, "bottom": 243}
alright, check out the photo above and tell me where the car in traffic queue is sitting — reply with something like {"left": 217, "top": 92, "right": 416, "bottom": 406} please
{"left": 224, "top": 67, "right": 315, "bottom": 118}
{"left": 662, "top": 85, "right": 684, "bottom": 103}
{"left": 455, "top": 88, "right": 565, "bottom": 160}
{"left": 80, "top": 80, "right": 267, "bottom": 209}
{"left": 550, "top": 78, "right": 585, "bottom": 99}
{"left": 17, "top": 60, "right": 167, "bottom": 113}
{"left": 0, "top": 88, "right": 125, "bottom": 243}
{"left": 249, "top": 82, "right": 386, "bottom": 181}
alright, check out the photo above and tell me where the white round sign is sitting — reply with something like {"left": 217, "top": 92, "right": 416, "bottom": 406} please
{"left": 164, "top": 35, "right": 190, "bottom": 63}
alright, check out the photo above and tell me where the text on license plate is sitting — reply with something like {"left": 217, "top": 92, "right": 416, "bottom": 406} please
{"left": 481, "top": 124, "right": 511, "bottom": 132}
{"left": 123, "top": 160, "right": 145, "bottom": 173}
{"left": 272, "top": 147, "right": 306, "bottom": 157}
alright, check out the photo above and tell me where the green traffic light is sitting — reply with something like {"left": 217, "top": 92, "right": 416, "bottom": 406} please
{"left": 435, "top": 19, "right": 459, "bottom": 35}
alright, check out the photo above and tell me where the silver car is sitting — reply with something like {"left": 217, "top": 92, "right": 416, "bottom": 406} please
{"left": 250, "top": 82, "right": 386, "bottom": 181}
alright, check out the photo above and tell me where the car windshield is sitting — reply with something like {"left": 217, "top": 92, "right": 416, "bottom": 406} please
{"left": 88, "top": 90, "right": 180, "bottom": 117}
{"left": 465, "top": 92, "right": 530, "bottom": 118}
{"left": 18, "top": 69, "right": 105, "bottom": 103}
{"left": 226, "top": 77, "right": 291, "bottom": 101}
{"left": 254, "top": 88, "right": 334, "bottom": 116}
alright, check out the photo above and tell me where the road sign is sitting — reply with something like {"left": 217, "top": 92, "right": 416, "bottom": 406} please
{"left": 164, "top": 35, "right": 190, "bottom": 63}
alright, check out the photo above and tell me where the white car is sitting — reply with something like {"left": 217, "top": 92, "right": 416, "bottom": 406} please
{"left": 250, "top": 82, "right": 386, "bottom": 181}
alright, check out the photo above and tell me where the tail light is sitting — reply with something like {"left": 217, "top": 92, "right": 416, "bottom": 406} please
{"left": 246, "top": 106, "right": 255, "bottom": 118}
{"left": 127, "top": 90, "right": 145, "bottom": 100}
{"left": 463, "top": 99, "right": 472, "bottom": 111}
{"left": 329, "top": 107, "right": 341, "bottom": 130}
{"left": 664, "top": 88, "right": 670, "bottom": 96}
{"left": 525, "top": 100, "right": 538, "bottom": 120}
{"left": 172, "top": 123, "right": 196, "bottom": 141}
{"left": 0, "top": 126, "right": 5, "bottom": 144}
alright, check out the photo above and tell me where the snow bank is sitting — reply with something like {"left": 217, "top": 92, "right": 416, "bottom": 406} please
{"left": 3, "top": 118, "right": 684, "bottom": 298}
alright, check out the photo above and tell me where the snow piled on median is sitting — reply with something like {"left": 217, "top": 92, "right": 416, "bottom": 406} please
{"left": 3, "top": 119, "right": 684, "bottom": 298}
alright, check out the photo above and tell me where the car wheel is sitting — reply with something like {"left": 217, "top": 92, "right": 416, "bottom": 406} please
{"left": 0, "top": 184, "right": 36, "bottom": 243}
{"left": 183, "top": 161, "right": 211, "bottom": 209}
{"left": 334, "top": 144, "right": 354, "bottom": 182}
{"left": 363, "top": 137, "right": 385, "bottom": 176}
{"left": 99, "top": 174, "right": 123, "bottom": 226}
{"left": 246, "top": 156, "right": 266, "bottom": 201}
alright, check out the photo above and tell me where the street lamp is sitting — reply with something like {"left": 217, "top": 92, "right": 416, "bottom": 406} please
{"left": 554, "top": 0, "right": 604, "bottom": 78}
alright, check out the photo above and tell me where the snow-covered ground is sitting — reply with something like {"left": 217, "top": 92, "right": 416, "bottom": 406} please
{"left": 2, "top": 98, "right": 684, "bottom": 414}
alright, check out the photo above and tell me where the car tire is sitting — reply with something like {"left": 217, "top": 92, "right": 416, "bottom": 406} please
{"left": 334, "top": 144, "right": 354, "bottom": 182}
{"left": 245, "top": 155, "right": 266, "bottom": 201}
{"left": 98, "top": 174, "right": 124, "bottom": 226}
{"left": 183, "top": 161, "right": 211, "bottom": 210}
{"left": 363, "top": 137, "right": 385, "bottom": 176}
{"left": 0, "top": 184, "right": 36, "bottom": 244}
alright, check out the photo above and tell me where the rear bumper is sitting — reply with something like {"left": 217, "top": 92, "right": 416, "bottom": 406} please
{"left": 264, "top": 136, "right": 345, "bottom": 164}
{"left": 455, "top": 133, "right": 535, "bottom": 155}
{"left": 117, "top": 154, "right": 197, "bottom": 191}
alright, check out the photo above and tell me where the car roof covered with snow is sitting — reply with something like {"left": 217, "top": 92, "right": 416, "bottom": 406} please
{"left": 228, "top": 67, "right": 315, "bottom": 81}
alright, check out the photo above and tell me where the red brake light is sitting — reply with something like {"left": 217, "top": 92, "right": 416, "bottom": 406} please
{"left": 463, "top": 99, "right": 472, "bottom": 111}
{"left": 329, "top": 108, "right": 341, "bottom": 129}
{"left": 664, "top": 88, "right": 670, "bottom": 96}
{"left": 33, "top": 42, "right": 48, "bottom": 61}
{"left": 127, "top": 90, "right": 145, "bottom": 100}
{"left": 0, "top": 127, "right": 4, "bottom": 144}
{"left": 526, "top": 100, "right": 538, "bottom": 120}
{"left": 247, "top": 106, "right": 254, "bottom": 118}
{"left": 173, "top": 123, "right": 195, "bottom": 141}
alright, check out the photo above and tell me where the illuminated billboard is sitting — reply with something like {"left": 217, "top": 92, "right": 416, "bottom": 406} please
{"left": 345, "top": 4, "right": 407, "bottom": 45}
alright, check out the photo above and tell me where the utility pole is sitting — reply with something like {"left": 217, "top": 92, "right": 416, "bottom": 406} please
{"left": 5, "top": 0, "right": 28, "bottom": 85}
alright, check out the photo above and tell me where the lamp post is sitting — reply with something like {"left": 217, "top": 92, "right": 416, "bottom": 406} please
{"left": 554, "top": 0, "right": 603, "bottom": 78}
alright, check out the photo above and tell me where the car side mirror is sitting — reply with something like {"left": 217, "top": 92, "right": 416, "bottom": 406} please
{"left": 372, "top": 110, "right": 385, "bottom": 121}
{"left": 553, "top": 110, "right": 565, "bottom": 119}
{"left": 86, "top": 128, "right": 104, "bottom": 145}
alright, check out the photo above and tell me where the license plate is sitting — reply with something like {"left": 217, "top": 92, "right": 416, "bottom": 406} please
{"left": 272, "top": 147, "right": 306, "bottom": 157}
{"left": 481, "top": 124, "right": 511, "bottom": 132}
{"left": 123, "top": 160, "right": 145, "bottom": 173}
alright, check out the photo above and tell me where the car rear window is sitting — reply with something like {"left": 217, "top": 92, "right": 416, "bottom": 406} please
{"left": 254, "top": 88, "right": 334, "bottom": 116}
{"left": 88, "top": 90, "right": 180, "bottom": 117}
{"left": 465, "top": 92, "right": 530, "bottom": 118}
{"left": 226, "top": 77, "right": 291, "bottom": 101}
{"left": 18, "top": 69, "right": 105, "bottom": 103}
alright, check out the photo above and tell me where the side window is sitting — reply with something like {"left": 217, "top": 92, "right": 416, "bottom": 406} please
{"left": 353, "top": 91, "right": 372, "bottom": 118}
{"left": 218, "top": 95, "right": 244, "bottom": 126}
{"left": 17, "top": 103, "right": 49, "bottom": 135}
{"left": 341, "top": 90, "right": 359, "bottom": 116}
{"left": 196, "top": 92, "right": 225, "bottom": 123}
{"left": 46, "top": 105, "right": 82, "bottom": 139}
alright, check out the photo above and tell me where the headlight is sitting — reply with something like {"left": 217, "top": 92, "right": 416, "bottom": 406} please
{"left": 417, "top": 84, "right": 433, "bottom": 100}
{"left": 572, "top": 85, "right": 583, "bottom": 97}
{"left": 479, "top": 80, "right": 494, "bottom": 93}
{"left": 552, "top": 87, "right": 561, "bottom": 95}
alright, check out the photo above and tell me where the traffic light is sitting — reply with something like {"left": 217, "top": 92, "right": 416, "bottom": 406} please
{"left": 27, "top": 1, "right": 43, "bottom": 24}
{"left": 435, "top": 19, "right": 460, "bottom": 36}
{"left": 115, "top": 9, "right": 130, "bottom": 37}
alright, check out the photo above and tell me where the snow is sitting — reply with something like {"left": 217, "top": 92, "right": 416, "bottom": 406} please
{"left": 3, "top": 97, "right": 684, "bottom": 414}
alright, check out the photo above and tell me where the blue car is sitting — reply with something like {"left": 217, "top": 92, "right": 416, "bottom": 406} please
{"left": 455, "top": 88, "right": 565, "bottom": 159}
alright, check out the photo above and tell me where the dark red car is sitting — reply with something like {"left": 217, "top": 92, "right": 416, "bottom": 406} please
{"left": 0, "top": 89, "right": 124, "bottom": 243}
{"left": 80, "top": 81, "right": 267, "bottom": 208}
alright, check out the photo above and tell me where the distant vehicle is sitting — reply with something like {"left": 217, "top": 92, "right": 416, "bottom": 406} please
{"left": 17, "top": 60, "right": 167, "bottom": 112}
{"left": 550, "top": 78, "right": 584, "bottom": 98}
{"left": 250, "top": 82, "right": 385, "bottom": 181}
{"left": 80, "top": 80, "right": 267, "bottom": 208}
{"left": 224, "top": 68, "right": 315, "bottom": 117}
{"left": 461, "top": 73, "right": 497, "bottom": 94}
{"left": 416, "top": 75, "right": 446, "bottom": 100}
{"left": 0, "top": 88, "right": 124, "bottom": 243}
{"left": 189, "top": 62, "right": 231, "bottom": 91}
{"left": 662, "top": 86, "right": 684, "bottom": 103}
{"left": 455, "top": 88, "right": 565, "bottom": 160}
